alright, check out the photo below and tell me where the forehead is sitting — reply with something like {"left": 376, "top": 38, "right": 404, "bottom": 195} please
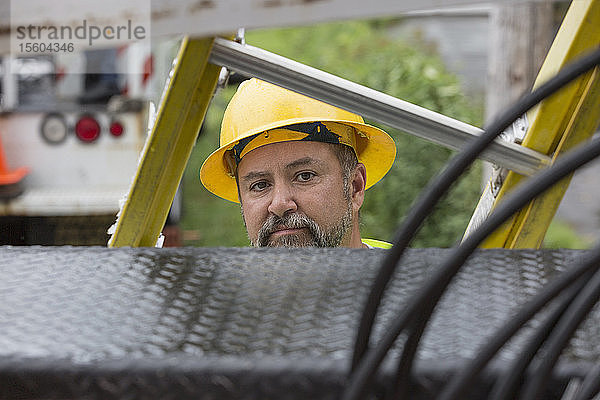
{"left": 237, "top": 141, "right": 339, "bottom": 175}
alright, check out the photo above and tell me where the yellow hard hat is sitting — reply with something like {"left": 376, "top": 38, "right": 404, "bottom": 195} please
{"left": 200, "top": 78, "right": 396, "bottom": 203}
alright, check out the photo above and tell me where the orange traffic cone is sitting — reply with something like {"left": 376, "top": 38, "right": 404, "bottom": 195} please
{"left": 0, "top": 133, "right": 29, "bottom": 199}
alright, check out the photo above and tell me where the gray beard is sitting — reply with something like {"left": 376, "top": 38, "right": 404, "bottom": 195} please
{"left": 251, "top": 208, "right": 353, "bottom": 247}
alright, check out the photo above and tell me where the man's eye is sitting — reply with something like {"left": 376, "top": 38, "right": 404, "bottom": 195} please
{"left": 250, "top": 181, "right": 269, "bottom": 191}
{"left": 296, "top": 172, "right": 315, "bottom": 182}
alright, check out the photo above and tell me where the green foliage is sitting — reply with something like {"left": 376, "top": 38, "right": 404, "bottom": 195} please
{"left": 181, "top": 19, "right": 484, "bottom": 247}
{"left": 543, "top": 220, "right": 591, "bottom": 249}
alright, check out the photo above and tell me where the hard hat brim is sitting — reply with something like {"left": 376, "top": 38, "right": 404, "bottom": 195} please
{"left": 200, "top": 117, "right": 396, "bottom": 203}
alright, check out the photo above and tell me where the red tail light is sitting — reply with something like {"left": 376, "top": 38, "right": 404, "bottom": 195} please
{"left": 75, "top": 116, "right": 101, "bottom": 143}
{"left": 109, "top": 120, "right": 124, "bottom": 137}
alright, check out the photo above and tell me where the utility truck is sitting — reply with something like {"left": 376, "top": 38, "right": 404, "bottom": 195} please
{"left": 0, "top": 44, "right": 179, "bottom": 245}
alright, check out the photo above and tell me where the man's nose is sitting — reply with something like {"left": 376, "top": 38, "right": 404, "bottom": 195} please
{"left": 267, "top": 183, "right": 297, "bottom": 217}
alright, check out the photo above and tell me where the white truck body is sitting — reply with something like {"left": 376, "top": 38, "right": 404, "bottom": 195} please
{"left": 0, "top": 110, "right": 145, "bottom": 216}
{"left": 0, "top": 41, "right": 172, "bottom": 244}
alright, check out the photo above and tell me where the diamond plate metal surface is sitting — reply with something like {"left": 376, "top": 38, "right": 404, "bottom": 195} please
{"left": 0, "top": 247, "right": 597, "bottom": 399}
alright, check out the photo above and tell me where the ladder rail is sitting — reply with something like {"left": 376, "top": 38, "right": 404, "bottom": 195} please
{"left": 210, "top": 37, "right": 551, "bottom": 176}
{"left": 479, "top": 0, "right": 600, "bottom": 248}
{"left": 108, "top": 37, "right": 222, "bottom": 247}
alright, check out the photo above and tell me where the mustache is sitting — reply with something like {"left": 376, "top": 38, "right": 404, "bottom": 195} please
{"left": 256, "top": 213, "right": 316, "bottom": 246}
{"left": 264, "top": 214, "right": 311, "bottom": 234}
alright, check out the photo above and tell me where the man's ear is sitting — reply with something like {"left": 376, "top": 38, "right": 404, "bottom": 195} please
{"left": 351, "top": 163, "right": 367, "bottom": 212}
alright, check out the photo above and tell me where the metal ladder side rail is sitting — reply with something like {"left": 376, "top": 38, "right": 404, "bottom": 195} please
{"left": 210, "top": 38, "right": 551, "bottom": 177}
{"left": 477, "top": 0, "right": 600, "bottom": 248}
{"left": 108, "top": 37, "right": 222, "bottom": 247}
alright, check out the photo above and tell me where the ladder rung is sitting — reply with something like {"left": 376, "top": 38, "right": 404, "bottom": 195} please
{"left": 210, "top": 37, "right": 551, "bottom": 176}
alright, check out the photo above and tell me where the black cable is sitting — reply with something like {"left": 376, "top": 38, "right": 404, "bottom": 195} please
{"left": 520, "top": 266, "right": 600, "bottom": 400}
{"left": 344, "top": 45, "right": 600, "bottom": 396}
{"left": 386, "top": 301, "right": 436, "bottom": 400}
{"left": 384, "top": 319, "right": 424, "bottom": 400}
{"left": 437, "top": 244, "right": 600, "bottom": 400}
{"left": 489, "top": 272, "right": 592, "bottom": 400}
{"left": 342, "top": 135, "right": 600, "bottom": 400}
{"left": 573, "top": 362, "right": 600, "bottom": 400}
{"left": 351, "top": 45, "right": 600, "bottom": 372}
{"left": 386, "top": 260, "right": 590, "bottom": 400}
{"left": 358, "top": 48, "right": 600, "bottom": 398}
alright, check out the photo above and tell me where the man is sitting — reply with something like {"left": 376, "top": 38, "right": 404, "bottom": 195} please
{"left": 200, "top": 78, "right": 396, "bottom": 248}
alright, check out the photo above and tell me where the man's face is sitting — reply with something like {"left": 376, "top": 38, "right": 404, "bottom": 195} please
{"left": 237, "top": 141, "right": 360, "bottom": 247}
